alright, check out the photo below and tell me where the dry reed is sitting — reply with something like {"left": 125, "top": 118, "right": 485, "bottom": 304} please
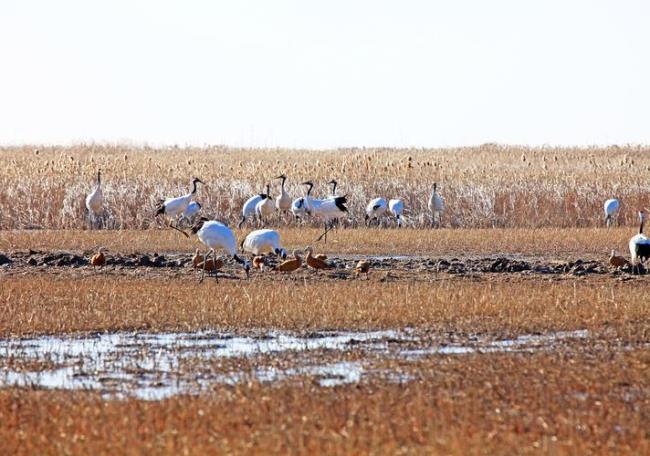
{"left": 1, "top": 144, "right": 649, "bottom": 230}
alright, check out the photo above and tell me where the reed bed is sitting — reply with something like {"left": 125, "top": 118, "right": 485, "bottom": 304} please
{"left": 1, "top": 348, "right": 647, "bottom": 455}
{"left": 1, "top": 144, "right": 649, "bottom": 230}
{"left": 1, "top": 276, "right": 648, "bottom": 338}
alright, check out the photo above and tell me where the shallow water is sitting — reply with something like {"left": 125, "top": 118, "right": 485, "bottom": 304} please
{"left": 0, "top": 329, "right": 588, "bottom": 400}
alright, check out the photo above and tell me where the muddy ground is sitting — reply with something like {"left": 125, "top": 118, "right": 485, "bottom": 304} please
{"left": 0, "top": 249, "right": 643, "bottom": 281}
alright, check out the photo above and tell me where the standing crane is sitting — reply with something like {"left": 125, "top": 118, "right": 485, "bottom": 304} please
{"left": 155, "top": 177, "right": 203, "bottom": 237}
{"left": 85, "top": 170, "right": 104, "bottom": 228}
{"left": 428, "top": 183, "right": 444, "bottom": 228}
{"left": 275, "top": 174, "right": 292, "bottom": 219}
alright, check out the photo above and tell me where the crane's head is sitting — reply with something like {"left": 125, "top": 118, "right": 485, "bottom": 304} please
{"left": 328, "top": 179, "right": 337, "bottom": 185}
{"left": 232, "top": 254, "right": 251, "bottom": 278}
{"left": 193, "top": 177, "right": 204, "bottom": 185}
{"left": 191, "top": 217, "right": 209, "bottom": 234}
{"left": 639, "top": 211, "right": 645, "bottom": 223}
{"left": 433, "top": 183, "right": 438, "bottom": 192}
{"left": 275, "top": 174, "right": 287, "bottom": 180}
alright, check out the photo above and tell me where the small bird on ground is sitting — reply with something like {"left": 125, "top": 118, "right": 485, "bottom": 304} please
{"left": 197, "top": 257, "right": 224, "bottom": 273}
{"left": 274, "top": 250, "right": 303, "bottom": 272}
{"left": 305, "top": 246, "right": 332, "bottom": 270}
{"left": 192, "top": 248, "right": 204, "bottom": 268}
{"left": 252, "top": 255, "right": 266, "bottom": 271}
{"left": 608, "top": 250, "right": 629, "bottom": 268}
{"left": 354, "top": 259, "right": 371, "bottom": 279}
{"left": 90, "top": 248, "right": 106, "bottom": 269}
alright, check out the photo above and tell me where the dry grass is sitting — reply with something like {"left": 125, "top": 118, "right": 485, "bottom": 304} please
{"left": 0, "top": 227, "right": 639, "bottom": 259}
{"left": 1, "top": 144, "right": 649, "bottom": 230}
{"left": 1, "top": 349, "right": 648, "bottom": 455}
{"left": 0, "top": 276, "right": 648, "bottom": 338}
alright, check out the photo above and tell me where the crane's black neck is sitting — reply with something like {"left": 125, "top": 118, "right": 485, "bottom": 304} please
{"left": 281, "top": 176, "right": 286, "bottom": 189}
{"left": 306, "top": 183, "right": 313, "bottom": 196}
{"left": 640, "top": 217, "right": 645, "bottom": 235}
{"left": 330, "top": 181, "right": 337, "bottom": 195}
{"left": 191, "top": 217, "right": 209, "bottom": 234}
{"left": 191, "top": 180, "right": 198, "bottom": 195}
{"left": 97, "top": 171, "right": 101, "bottom": 185}
{"left": 266, "top": 184, "right": 271, "bottom": 199}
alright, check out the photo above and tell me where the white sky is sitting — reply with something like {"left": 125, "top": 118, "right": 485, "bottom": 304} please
{"left": 0, "top": 0, "right": 648, "bottom": 148}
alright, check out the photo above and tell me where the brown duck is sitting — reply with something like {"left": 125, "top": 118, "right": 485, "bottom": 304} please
{"left": 274, "top": 250, "right": 302, "bottom": 272}
{"left": 90, "top": 247, "right": 106, "bottom": 268}
{"left": 354, "top": 259, "right": 371, "bottom": 279}
{"left": 305, "top": 246, "right": 332, "bottom": 270}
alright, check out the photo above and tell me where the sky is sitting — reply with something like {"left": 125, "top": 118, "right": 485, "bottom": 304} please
{"left": 0, "top": 0, "right": 648, "bottom": 148}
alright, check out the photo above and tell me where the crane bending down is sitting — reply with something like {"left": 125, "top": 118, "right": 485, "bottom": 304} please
{"left": 388, "top": 199, "right": 404, "bottom": 227}
{"left": 241, "top": 229, "right": 287, "bottom": 258}
{"left": 629, "top": 210, "right": 650, "bottom": 274}
{"left": 604, "top": 198, "right": 620, "bottom": 228}
{"left": 191, "top": 217, "right": 251, "bottom": 282}
{"left": 365, "top": 197, "right": 388, "bottom": 226}
{"left": 155, "top": 177, "right": 203, "bottom": 237}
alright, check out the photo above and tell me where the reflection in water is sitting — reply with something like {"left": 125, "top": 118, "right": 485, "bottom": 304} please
{"left": 0, "top": 329, "right": 588, "bottom": 400}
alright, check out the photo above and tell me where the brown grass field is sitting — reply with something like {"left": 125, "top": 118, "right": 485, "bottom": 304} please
{"left": 0, "top": 275, "right": 648, "bottom": 338}
{"left": 1, "top": 146, "right": 649, "bottom": 454}
{"left": 0, "top": 226, "right": 641, "bottom": 258}
{"left": 1, "top": 349, "right": 648, "bottom": 455}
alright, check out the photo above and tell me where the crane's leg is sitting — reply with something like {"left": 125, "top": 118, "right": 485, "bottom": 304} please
{"left": 199, "top": 248, "right": 212, "bottom": 283}
{"left": 213, "top": 250, "right": 219, "bottom": 282}
{"left": 316, "top": 221, "right": 335, "bottom": 242}
{"left": 168, "top": 219, "right": 189, "bottom": 238}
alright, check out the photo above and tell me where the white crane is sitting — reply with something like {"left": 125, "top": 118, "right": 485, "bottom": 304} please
{"left": 155, "top": 177, "right": 203, "bottom": 237}
{"left": 388, "top": 198, "right": 404, "bottom": 227}
{"left": 238, "top": 186, "right": 270, "bottom": 228}
{"left": 307, "top": 183, "right": 349, "bottom": 242}
{"left": 365, "top": 197, "right": 388, "bottom": 226}
{"left": 241, "top": 229, "right": 287, "bottom": 258}
{"left": 629, "top": 210, "right": 650, "bottom": 274}
{"left": 604, "top": 198, "right": 620, "bottom": 228}
{"left": 180, "top": 201, "right": 201, "bottom": 226}
{"left": 191, "top": 217, "right": 251, "bottom": 282}
{"left": 291, "top": 181, "right": 314, "bottom": 220}
{"left": 255, "top": 184, "right": 276, "bottom": 225}
{"left": 275, "top": 175, "right": 292, "bottom": 215}
{"left": 428, "top": 183, "right": 444, "bottom": 228}
{"left": 85, "top": 170, "right": 103, "bottom": 228}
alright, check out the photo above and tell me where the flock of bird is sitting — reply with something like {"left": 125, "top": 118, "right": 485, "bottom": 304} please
{"left": 84, "top": 172, "right": 650, "bottom": 278}
{"left": 85, "top": 172, "right": 394, "bottom": 281}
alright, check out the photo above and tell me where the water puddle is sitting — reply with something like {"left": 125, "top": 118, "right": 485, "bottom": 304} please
{"left": 0, "top": 329, "right": 588, "bottom": 400}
